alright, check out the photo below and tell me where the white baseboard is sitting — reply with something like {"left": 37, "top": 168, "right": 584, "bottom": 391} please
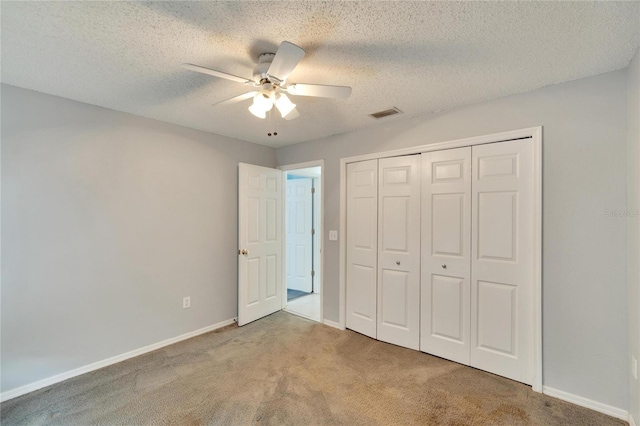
{"left": 0, "top": 318, "right": 236, "bottom": 403}
{"left": 630, "top": 413, "right": 637, "bottom": 426}
{"left": 542, "top": 386, "right": 628, "bottom": 421}
{"left": 323, "top": 319, "right": 344, "bottom": 330}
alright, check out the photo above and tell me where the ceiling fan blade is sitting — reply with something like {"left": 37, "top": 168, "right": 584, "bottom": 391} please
{"left": 284, "top": 107, "right": 300, "bottom": 121}
{"left": 182, "top": 63, "right": 253, "bottom": 84}
{"left": 286, "top": 84, "right": 352, "bottom": 99}
{"left": 213, "top": 91, "right": 257, "bottom": 106}
{"left": 267, "top": 41, "right": 305, "bottom": 83}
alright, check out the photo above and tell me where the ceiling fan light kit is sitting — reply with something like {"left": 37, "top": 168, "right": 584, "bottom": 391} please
{"left": 182, "top": 40, "right": 352, "bottom": 133}
{"left": 274, "top": 93, "right": 296, "bottom": 117}
{"left": 247, "top": 88, "right": 296, "bottom": 120}
{"left": 252, "top": 92, "right": 273, "bottom": 111}
{"left": 248, "top": 102, "right": 267, "bottom": 119}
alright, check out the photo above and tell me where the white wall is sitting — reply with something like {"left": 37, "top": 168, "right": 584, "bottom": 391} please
{"left": 628, "top": 47, "right": 640, "bottom": 425}
{"left": 0, "top": 84, "right": 276, "bottom": 393}
{"left": 276, "top": 70, "right": 629, "bottom": 409}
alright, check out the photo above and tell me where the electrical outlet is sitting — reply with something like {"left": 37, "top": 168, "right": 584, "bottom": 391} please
{"left": 633, "top": 356, "right": 638, "bottom": 380}
{"left": 329, "top": 230, "right": 338, "bottom": 241}
{"left": 183, "top": 296, "right": 191, "bottom": 309}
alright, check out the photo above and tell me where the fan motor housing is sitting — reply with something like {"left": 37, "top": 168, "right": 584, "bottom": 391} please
{"left": 253, "top": 53, "right": 275, "bottom": 82}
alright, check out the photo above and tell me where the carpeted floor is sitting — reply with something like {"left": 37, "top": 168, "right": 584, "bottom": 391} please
{"left": 1, "top": 312, "right": 626, "bottom": 426}
{"left": 287, "top": 288, "right": 309, "bottom": 301}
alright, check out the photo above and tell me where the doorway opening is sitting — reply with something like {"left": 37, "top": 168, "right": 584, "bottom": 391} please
{"left": 283, "top": 165, "right": 322, "bottom": 322}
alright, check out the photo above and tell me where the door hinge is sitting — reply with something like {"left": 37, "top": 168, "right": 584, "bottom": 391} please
{"left": 311, "top": 187, "right": 316, "bottom": 194}
{"left": 311, "top": 229, "right": 315, "bottom": 235}
{"left": 311, "top": 270, "right": 315, "bottom": 277}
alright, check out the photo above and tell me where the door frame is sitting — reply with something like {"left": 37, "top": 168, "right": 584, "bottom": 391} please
{"left": 279, "top": 160, "right": 325, "bottom": 324}
{"left": 339, "top": 127, "right": 543, "bottom": 392}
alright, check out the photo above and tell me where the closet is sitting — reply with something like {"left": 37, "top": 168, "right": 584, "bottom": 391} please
{"left": 346, "top": 139, "right": 535, "bottom": 385}
{"left": 346, "top": 155, "right": 422, "bottom": 349}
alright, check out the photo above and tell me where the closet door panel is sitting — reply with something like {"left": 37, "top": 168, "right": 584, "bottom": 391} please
{"left": 420, "top": 148, "right": 472, "bottom": 364}
{"left": 471, "top": 140, "right": 534, "bottom": 385}
{"left": 377, "top": 155, "right": 421, "bottom": 350}
{"left": 380, "top": 269, "right": 410, "bottom": 327}
{"left": 431, "top": 275, "right": 465, "bottom": 340}
{"left": 346, "top": 160, "right": 378, "bottom": 338}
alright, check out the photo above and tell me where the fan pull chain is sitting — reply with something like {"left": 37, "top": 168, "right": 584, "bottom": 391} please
{"left": 267, "top": 109, "right": 278, "bottom": 137}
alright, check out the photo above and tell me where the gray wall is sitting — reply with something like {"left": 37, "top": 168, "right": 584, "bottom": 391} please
{"left": 1, "top": 84, "right": 276, "bottom": 392}
{"left": 276, "top": 70, "right": 629, "bottom": 409}
{"left": 628, "top": 48, "right": 640, "bottom": 423}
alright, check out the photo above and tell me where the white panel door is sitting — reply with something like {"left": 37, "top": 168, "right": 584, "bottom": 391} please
{"left": 238, "top": 163, "right": 283, "bottom": 326}
{"left": 421, "top": 148, "right": 472, "bottom": 364}
{"left": 471, "top": 140, "right": 534, "bottom": 384}
{"left": 377, "top": 155, "right": 421, "bottom": 350}
{"left": 346, "top": 159, "right": 378, "bottom": 339}
{"left": 285, "top": 178, "right": 313, "bottom": 293}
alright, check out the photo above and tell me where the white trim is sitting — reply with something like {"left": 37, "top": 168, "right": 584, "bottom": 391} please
{"left": 323, "top": 319, "right": 344, "bottom": 330}
{"left": 278, "top": 159, "right": 325, "bottom": 325}
{"left": 542, "top": 386, "right": 629, "bottom": 421}
{"left": 532, "top": 126, "right": 543, "bottom": 393}
{"left": 313, "top": 176, "right": 322, "bottom": 298}
{"left": 339, "top": 160, "right": 347, "bottom": 329}
{"left": 278, "top": 160, "right": 325, "bottom": 171}
{"left": 340, "top": 126, "right": 542, "bottom": 164}
{"left": 339, "top": 126, "right": 543, "bottom": 390}
{"left": 0, "top": 318, "right": 236, "bottom": 402}
{"left": 630, "top": 413, "right": 637, "bottom": 426}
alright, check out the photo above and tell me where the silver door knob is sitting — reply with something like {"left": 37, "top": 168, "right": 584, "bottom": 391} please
{"left": 442, "top": 264, "right": 447, "bottom": 269}
{"left": 396, "top": 261, "right": 401, "bottom": 265}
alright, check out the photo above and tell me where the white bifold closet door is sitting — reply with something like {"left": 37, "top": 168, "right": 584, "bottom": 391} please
{"left": 420, "top": 140, "right": 534, "bottom": 384}
{"left": 377, "top": 155, "right": 421, "bottom": 350}
{"left": 346, "top": 139, "right": 534, "bottom": 384}
{"left": 470, "top": 140, "right": 534, "bottom": 384}
{"left": 421, "top": 147, "right": 472, "bottom": 364}
{"left": 346, "top": 155, "right": 421, "bottom": 349}
{"left": 346, "top": 159, "right": 379, "bottom": 339}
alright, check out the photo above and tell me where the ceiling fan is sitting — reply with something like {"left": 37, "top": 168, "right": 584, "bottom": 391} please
{"left": 182, "top": 41, "right": 352, "bottom": 121}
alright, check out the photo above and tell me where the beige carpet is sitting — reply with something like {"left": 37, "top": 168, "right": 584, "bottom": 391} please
{"left": 1, "top": 312, "right": 626, "bottom": 425}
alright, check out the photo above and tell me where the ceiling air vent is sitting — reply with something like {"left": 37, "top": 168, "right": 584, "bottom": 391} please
{"left": 369, "top": 107, "right": 402, "bottom": 119}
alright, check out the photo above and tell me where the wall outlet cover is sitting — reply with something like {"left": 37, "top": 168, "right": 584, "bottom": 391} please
{"left": 329, "top": 230, "right": 338, "bottom": 241}
{"left": 183, "top": 296, "right": 191, "bottom": 309}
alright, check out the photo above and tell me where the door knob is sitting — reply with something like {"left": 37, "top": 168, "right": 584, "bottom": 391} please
{"left": 238, "top": 249, "right": 248, "bottom": 256}
{"left": 396, "top": 261, "right": 401, "bottom": 266}
{"left": 442, "top": 264, "right": 447, "bottom": 269}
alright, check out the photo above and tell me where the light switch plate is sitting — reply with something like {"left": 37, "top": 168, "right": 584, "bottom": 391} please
{"left": 329, "top": 230, "right": 338, "bottom": 241}
{"left": 633, "top": 356, "right": 638, "bottom": 380}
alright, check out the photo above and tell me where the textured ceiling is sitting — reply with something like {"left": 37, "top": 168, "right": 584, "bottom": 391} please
{"left": 2, "top": 1, "right": 639, "bottom": 148}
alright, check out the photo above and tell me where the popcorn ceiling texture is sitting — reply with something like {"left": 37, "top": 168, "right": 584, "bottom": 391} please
{"left": 1, "top": 1, "right": 638, "bottom": 148}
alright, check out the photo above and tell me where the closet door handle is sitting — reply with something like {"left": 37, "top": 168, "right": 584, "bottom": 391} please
{"left": 396, "top": 261, "right": 401, "bottom": 266}
{"left": 442, "top": 264, "right": 447, "bottom": 269}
